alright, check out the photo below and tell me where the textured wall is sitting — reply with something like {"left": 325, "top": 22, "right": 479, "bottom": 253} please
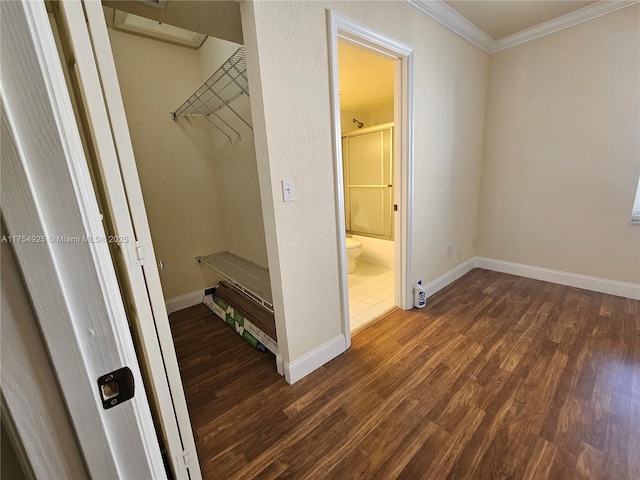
{"left": 109, "top": 29, "right": 225, "bottom": 299}
{"left": 243, "top": 1, "right": 489, "bottom": 361}
{"left": 198, "top": 38, "right": 269, "bottom": 268}
{"left": 478, "top": 5, "right": 640, "bottom": 283}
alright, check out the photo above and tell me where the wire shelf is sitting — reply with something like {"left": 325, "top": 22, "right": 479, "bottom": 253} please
{"left": 171, "top": 47, "right": 252, "bottom": 143}
{"left": 197, "top": 251, "right": 273, "bottom": 313}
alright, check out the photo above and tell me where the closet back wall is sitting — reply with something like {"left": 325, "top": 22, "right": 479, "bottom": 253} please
{"left": 198, "top": 38, "right": 269, "bottom": 270}
{"left": 109, "top": 28, "right": 267, "bottom": 301}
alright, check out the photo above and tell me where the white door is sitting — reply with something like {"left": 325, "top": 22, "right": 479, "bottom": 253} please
{"left": 1, "top": 0, "right": 166, "bottom": 477}
{"left": 46, "top": 1, "right": 201, "bottom": 479}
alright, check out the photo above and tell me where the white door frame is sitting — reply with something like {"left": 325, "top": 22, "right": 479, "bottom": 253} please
{"left": 48, "top": 1, "right": 201, "bottom": 478}
{"left": 1, "top": 1, "right": 164, "bottom": 477}
{"left": 327, "top": 11, "right": 414, "bottom": 346}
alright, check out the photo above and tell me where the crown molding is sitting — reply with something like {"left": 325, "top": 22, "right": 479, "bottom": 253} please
{"left": 405, "top": 0, "right": 639, "bottom": 54}
{"left": 405, "top": 0, "right": 494, "bottom": 52}
{"left": 491, "top": 0, "right": 638, "bottom": 52}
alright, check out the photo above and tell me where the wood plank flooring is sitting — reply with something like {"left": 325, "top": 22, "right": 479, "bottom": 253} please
{"left": 168, "top": 269, "right": 639, "bottom": 479}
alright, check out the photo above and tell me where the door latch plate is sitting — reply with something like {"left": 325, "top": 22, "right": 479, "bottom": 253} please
{"left": 97, "top": 366, "right": 135, "bottom": 409}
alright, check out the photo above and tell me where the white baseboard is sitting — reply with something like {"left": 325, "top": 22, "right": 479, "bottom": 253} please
{"left": 170, "top": 257, "right": 638, "bottom": 388}
{"left": 275, "top": 355, "right": 285, "bottom": 377}
{"left": 475, "top": 257, "right": 640, "bottom": 300}
{"left": 282, "top": 335, "right": 346, "bottom": 384}
{"left": 423, "top": 257, "right": 477, "bottom": 299}
{"left": 419, "top": 256, "right": 639, "bottom": 303}
{"left": 165, "top": 290, "right": 205, "bottom": 314}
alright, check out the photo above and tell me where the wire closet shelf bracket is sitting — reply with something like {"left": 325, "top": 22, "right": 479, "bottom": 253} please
{"left": 171, "top": 46, "right": 252, "bottom": 143}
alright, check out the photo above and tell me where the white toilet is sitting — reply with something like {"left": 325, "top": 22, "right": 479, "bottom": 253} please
{"left": 345, "top": 237, "right": 363, "bottom": 273}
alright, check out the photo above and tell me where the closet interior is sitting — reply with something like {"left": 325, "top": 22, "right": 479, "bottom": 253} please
{"left": 103, "top": 5, "right": 277, "bottom": 355}
{"left": 171, "top": 46, "right": 252, "bottom": 143}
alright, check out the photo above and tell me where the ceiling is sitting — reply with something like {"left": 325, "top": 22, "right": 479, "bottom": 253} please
{"left": 444, "top": 1, "right": 598, "bottom": 40}
{"left": 338, "top": 41, "right": 395, "bottom": 114}
{"left": 102, "top": 0, "right": 243, "bottom": 45}
{"left": 104, "top": 0, "right": 628, "bottom": 115}
{"left": 336, "top": 1, "right": 602, "bottom": 115}
{"left": 409, "top": 0, "right": 633, "bottom": 53}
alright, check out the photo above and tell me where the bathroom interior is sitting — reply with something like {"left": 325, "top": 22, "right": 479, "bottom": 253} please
{"left": 337, "top": 40, "right": 398, "bottom": 332}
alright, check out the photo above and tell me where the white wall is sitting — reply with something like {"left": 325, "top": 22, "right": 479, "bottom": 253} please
{"left": 198, "top": 37, "right": 269, "bottom": 268}
{"left": 242, "top": 0, "right": 489, "bottom": 362}
{"left": 109, "top": 29, "right": 224, "bottom": 299}
{"left": 478, "top": 5, "right": 640, "bottom": 284}
{"left": 109, "top": 29, "right": 268, "bottom": 300}
{"left": 197, "top": 36, "right": 239, "bottom": 82}
{"left": 370, "top": 107, "right": 394, "bottom": 126}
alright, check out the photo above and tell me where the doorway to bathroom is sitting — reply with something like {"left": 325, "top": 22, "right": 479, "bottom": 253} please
{"left": 328, "top": 12, "right": 414, "bottom": 340}
{"left": 340, "top": 83, "right": 396, "bottom": 332}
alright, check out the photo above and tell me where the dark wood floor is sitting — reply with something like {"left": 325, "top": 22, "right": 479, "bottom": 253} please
{"left": 169, "top": 269, "right": 639, "bottom": 479}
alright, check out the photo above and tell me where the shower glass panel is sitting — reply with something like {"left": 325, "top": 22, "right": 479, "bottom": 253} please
{"left": 343, "top": 124, "right": 393, "bottom": 240}
{"left": 349, "top": 187, "right": 392, "bottom": 236}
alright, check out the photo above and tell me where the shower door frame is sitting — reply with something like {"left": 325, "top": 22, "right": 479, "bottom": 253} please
{"left": 342, "top": 123, "right": 395, "bottom": 241}
{"left": 327, "top": 10, "right": 414, "bottom": 346}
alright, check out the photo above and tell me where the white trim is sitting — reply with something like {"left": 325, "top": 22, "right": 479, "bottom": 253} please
{"left": 631, "top": 176, "right": 640, "bottom": 224}
{"left": 421, "top": 256, "right": 640, "bottom": 303}
{"left": 282, "top": 335, "right": 347, "bottom": 384}
{"left": 398, "top": 47, "right": 415, "bottom": 311}
{"left": 279, "top": 254, "right": 638, "bottom": 384}
{"left": 405, "top": 0, "right": 638, "bottom": 54}
{"left": 492, "top": 0, "right": 638, "bottom": 52}
{"left": 405, "top": 0, "right": 493, "bottom": 52}
{"left": 166, "top": 290, "right": 205, "bottom": 314}
{"left": 83, "top": 0, "right": 202, "bottom": 480}
{"left": 327, "top": 12, "right": 353, "bottom": 351}
{"left": 475, "top": 257, "right": 640, "bottom": 300}
{"left": 329, "top": 12, "right": 416, "bottom": 59}
{"left": 275, "top": 355, "right": 285, "bottom": 377}
{"left": 75, "top": 2, "right": 202, "bottom": 478}
{"left": 1, "top": 1, "right": 164, "bottom": 477}
{"left": 1, "top": 131, "right": 88, "bottom": 480}
{"left": 327, "top": 10, "right": 415, "bottom": 353}
{"left": 423, "top": 258, "right": 477, "bottom": 299}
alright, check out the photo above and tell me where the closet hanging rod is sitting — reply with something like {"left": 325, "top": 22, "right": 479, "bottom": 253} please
{"left": 191, "top": 98, "right": 240, "bottom": 143}
{"left": 170, "top": 47, "right": 252, "bottom": 141}
{"left": 191, "top": 104, "right": 233, "bottom": 143}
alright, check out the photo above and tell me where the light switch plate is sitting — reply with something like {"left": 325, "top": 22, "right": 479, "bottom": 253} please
{"left": 282, "top": 179, "right": 295, "bottom": 202}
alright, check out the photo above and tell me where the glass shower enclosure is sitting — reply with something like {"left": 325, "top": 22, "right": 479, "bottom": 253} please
{"left": 342, "top": 123, "right": 394, "bottom": 240}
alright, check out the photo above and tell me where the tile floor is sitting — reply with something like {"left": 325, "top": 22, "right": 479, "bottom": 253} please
{"left": 348, "top": 261, "right": 395, "bottom": 331}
